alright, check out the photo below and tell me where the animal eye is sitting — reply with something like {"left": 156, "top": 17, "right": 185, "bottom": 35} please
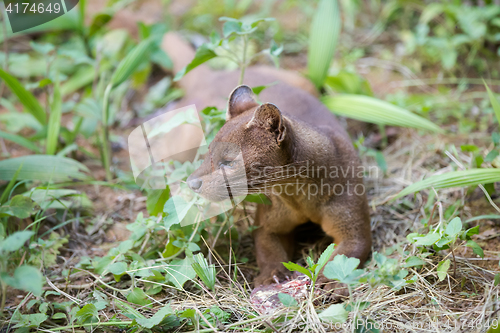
{"left": 219, "top": 160, "right": 235, "bottom": 168}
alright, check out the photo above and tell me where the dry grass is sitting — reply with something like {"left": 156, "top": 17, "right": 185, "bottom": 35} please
{"left": 25, "top": 126, "right": 500, "bottom": 333}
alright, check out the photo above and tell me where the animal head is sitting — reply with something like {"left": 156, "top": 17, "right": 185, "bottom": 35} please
{"left": 186, "top": 85, "right": 293, "bottom": 202}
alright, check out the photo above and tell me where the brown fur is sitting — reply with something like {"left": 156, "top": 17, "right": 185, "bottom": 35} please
{"left": 163, "top": 32, "right": 372, "bottom": 291}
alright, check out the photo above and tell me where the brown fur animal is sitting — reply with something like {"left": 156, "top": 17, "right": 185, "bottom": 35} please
{"left": 163, "top": 32, "right": 372, "bottom": 291}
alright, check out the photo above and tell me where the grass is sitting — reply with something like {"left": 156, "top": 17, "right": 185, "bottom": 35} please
{"left": 0, "top": 0, "right": 500, "bottom": 332}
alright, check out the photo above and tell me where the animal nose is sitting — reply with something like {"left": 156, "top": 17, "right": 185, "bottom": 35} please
{"left": 187, "top": 176, "right": 202, "bottom": 191}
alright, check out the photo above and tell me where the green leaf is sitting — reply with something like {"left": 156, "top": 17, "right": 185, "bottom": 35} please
{"left": 403, "top": 256, "right": 426, "bottom": 268}
{"left": 76, "top": 303, "right": 98, "bottom": 324}
{"left": 12, "top": 313, "right": 48, "bottom": 328}
{"left": 127, "top": 287, "right": 152, "bottom": 307}
{"left": 52, "top": 313, "right": 66, "bottom": 320}
{"left": 436, "top": 259, "right": 451, "bottom": 281}
{"left": 414, "top": 233, "right": 441, "bottom": 246}
{"left": 0, "top": 163, "right": 23, "bottom": 204}
{"left": 445, "top": 217, "right": 462, "bottom": 238}
{"left": 282, "top": 261, "right": 312, "bottom": 279}
{"left": 46, "top": 82, "right": 62, "bottom": 155}
{"left": 107, "top": 262, "right": 128, "bottom": 275}
{"left": 323, "top": 255, "right": 362, "bottom": 285}
{"left": 315, "top": 243, "right": 335, "bottom": 275}
{"left": 394, "top": 169, "right": 500, "bottom": 199}
{"left": 308, "top": 0, "right": 341, "bottom": 88}
{"left": 0, "top": 155, "right": 90, "bottom": 182}
{"left": 486, "top": 150, "right": 499, "bottom": 162}
{"left": 1, "top": 230, "right": 34, "bottom": 252}
{"left": 251, "top": 83, "right": 277, "bottom": 96}
{"left": 146, "top": 186, "right": 170, "bottom": 216}
{"left": 244, "top": 193, "right": 271, "bottom": 205}
{"left": 174, "top": 44, "right": 217, "bottom": 81}
{"left": 88, "top": 13, "right": 112, "bottom": 37}
{"left": 10, "top": 195, "right": 35, "bottom": 219}
{"left": 318, "top": 304, "right": 349, "bottom": 323}
{"left": 135, "top": 305, "right": 174, "bottom": 329}
{"left": 163, "top": 196, "right": 194, "bottom": 228}
{"left": 1, "top": 265, "right": 43, "bottom": 296}
{"left": 323, "top": 95, "right": 443, "bottom": 133}
{"left": 191, "top": 253, "right": 216, "bottom": 290}
{"left": 110, "top": 38, "right": 154, "bottom": 89}
{"left": 467, "top": 240, "right": 484, "bottom": 258}
{"left": 278, "top": 293, "right": 298, "bottom": 307}
{"left": 222, "top": 20, "right": 243, "bottom": 37}
{"left": 166, "top": 258, "right": 196, "bottom": 289}
{"left": 484, "top": 80, "right": 500, "bottom": 127}
{"left": 0, "top": 130, "right": 40, "bottom": 153}
{"left": 495, "top": 274, "right": 500, "bottom": 286}
{"left": 0, "top": 68, "right": 46, "bottom": 124}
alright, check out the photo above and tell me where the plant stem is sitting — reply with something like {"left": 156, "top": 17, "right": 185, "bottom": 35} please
{"left": 101, "top": 84, "right": 113, "bottom": 181}
{"left": 0, "top": 280, "right": 6, "bottom": 317}
{"left": 239, "top": 35, "right": 248, "bottom": 85}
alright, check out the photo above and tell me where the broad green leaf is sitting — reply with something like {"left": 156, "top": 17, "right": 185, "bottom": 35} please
{"left": 1, "top": 265, "right": 43, "bottom": 296}
{"left": 46, "top": 82, "right": 62, "bottom": 155}
{"left": 110, "top": 38, "right": 154, "bottom": 89}
{"left": 0, "top": 68, "right": 46, "bottom": 124}
{"left": 467, "top": 240, "right": 484, "bottom": 258}
{"left": 323, "top": 95, "right": 443, "bottom": 133}
{"left": 10, "top": 195, "right": 35, "bottom": 219}
{"left": 12, "top": 313, "right": 48, "bottom": 328}
{"left": 308, "top": 0, "right": 341, "bottom": 88}
{"left": 52, "top": 313, "right": 66, "bottom": 320}
{"left": 163, "top": 196, "right": 194, "bottom": 228}
{"left": 146, "top": 186, "right": 170, "bottom": 216}
{"left": 403, "top": 256, "right": 426, "bottom": 268}
{"left": 394, "top": 169, "right": 500, "bottom": 199}
{"left": 108, "top": 262, "right": 128, "bottom": 275}
{"left": 1, "top": 230, "right": 34, "bottom": 252}
{"left": 127, "top": 287, "right": 152, "bottom": 307}
{"left": 315, "top": 243, "right": 335, "bottom": 275}
{"left": 436, "top": 259, "right": 451, "bottom": 281}
{"left": 76, "top": 303, "right": 98, "bottom": 324}
{"left": 0, "top": 155, "right": 90, "bottom": 182}
{"left": 323, "top": 255, "right": 362, "bottom": 285}
{"left": 0, "top": 130, "right": 40, "bottom": 153}
{"left": 278, "top": 293, "right": 298, "bottom": 307}
{"left": 282, "top": 261, "right": 312, "bottom": 279}
{"left": 484, "top": 80, "right": 500, "bottom": 127}
{"left": 222, "top": 20, "right": 242, "bottom": 37}
{"left": 174, "top": 44, "right": 217, "bottom": 81}
{"left": 414, "top": 233, "right": 440, "bottom": 246}
{"left": 445, "top": 217, "right": 462, "bottom": 238}
{"left": 135, "top": 305, "right": 174, "bottom": 329}
{"left": 318, "top": 304, "right": 349, "bottom": 323}
{"left": 166, "top": 258, "right": 196, "bottom": 289}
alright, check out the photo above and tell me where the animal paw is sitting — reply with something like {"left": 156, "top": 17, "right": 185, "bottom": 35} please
{"left": 254, "top": 267, "right": 292, "bottom": 286}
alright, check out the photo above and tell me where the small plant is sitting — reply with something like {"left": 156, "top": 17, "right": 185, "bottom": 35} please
{"left": 174, "top": 16, "right": 281, "bottom": 85}
{"left": 406, "top": 216, "right": 483, "bottom": 281}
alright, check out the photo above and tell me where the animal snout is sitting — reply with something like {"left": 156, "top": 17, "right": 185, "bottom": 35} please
{"left": 187, "top": 176, "right": 202, "bottom": 191}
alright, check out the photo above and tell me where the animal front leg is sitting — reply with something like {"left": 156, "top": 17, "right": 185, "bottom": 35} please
{"left": 316, "top": 203, "right": 372, "bottom": 299}
{"left": 253, "top": 227, "right": 294, "bottom": 286}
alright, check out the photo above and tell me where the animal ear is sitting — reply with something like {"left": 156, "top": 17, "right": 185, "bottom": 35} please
{"left": 227, "top": 85, "right": 259, "bottom": 120}
{"left": 248, "top": 103, "right": 286, "bottom": 144}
